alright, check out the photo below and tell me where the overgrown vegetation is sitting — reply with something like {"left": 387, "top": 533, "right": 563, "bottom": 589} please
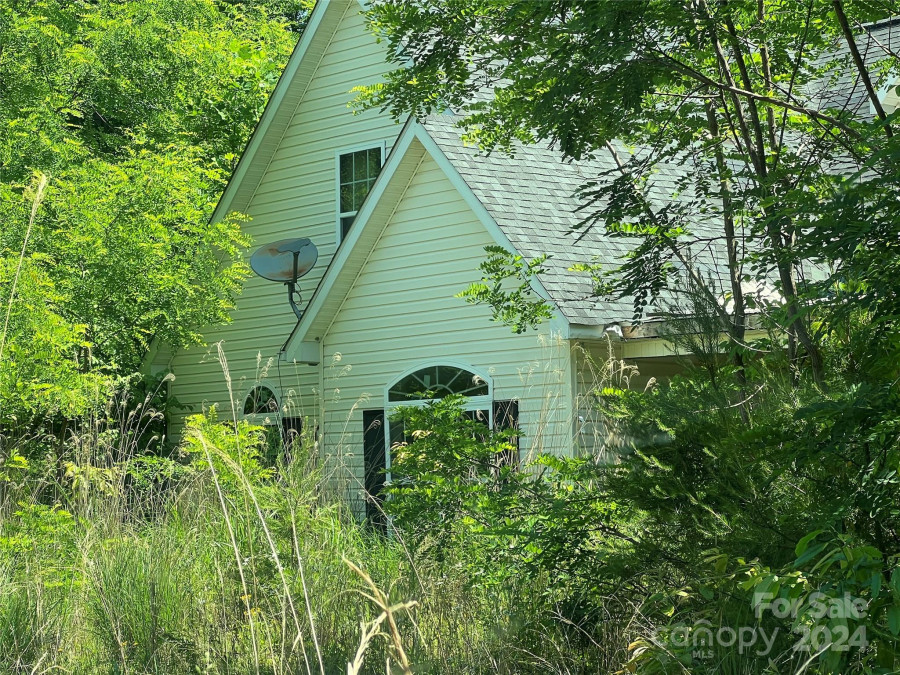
{"left": 0, "top": 404, "right": 608, "bottom": 674}
{"left": 360, "top": 0, "right": 900, "bottom": 672}
{"left": 6, "top": 0, "right": 900, "bottom": 673}
{"left": 0, "top": 0, "right": 307, "bottom": 446}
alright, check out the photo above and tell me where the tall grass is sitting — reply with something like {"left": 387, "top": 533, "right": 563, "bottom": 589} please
{"left": 0, "top": 385, "right": 609, "bottom": 674}
{"left": 1, "top": 215, "right": 637, "bottom": 673}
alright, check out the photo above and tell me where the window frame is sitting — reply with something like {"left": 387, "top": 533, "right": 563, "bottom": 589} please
{"left": 242, "top": 383, "right": 281, "bottom": 422}
{"left": 382, "top": 361, "right": 493, "bottom": 483}
{"left": 334, "top": 141, "right": 386, "bottom": 244}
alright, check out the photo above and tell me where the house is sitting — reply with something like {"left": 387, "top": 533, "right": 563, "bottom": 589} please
{"left": 151, "top": 0, "right": 898, "bottom": 515}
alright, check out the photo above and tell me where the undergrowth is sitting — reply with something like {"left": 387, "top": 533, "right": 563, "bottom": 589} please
{"left": 0, "top": 401, "right": 600, "bottom": 675}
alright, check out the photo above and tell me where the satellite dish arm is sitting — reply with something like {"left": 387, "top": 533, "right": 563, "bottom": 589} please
{"left": 287, "top": 251, "right": 304, "bottom": 321}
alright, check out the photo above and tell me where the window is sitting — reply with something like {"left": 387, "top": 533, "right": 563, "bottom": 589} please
{"left": 243, "top": 385, "right": 278, "bottom": 415}
{"left": 338, "top": 145, "right": 383, "bottom": 241}
{"left": 380, "top": 363, "right": 493, "bottom": 483}
{"left": 358, "top": 365, "right": 520, "bottom": 525}
{"left": 388, "top": 365, "right": 489, "bottom": 402}
{"left": 243, "top": 386, "right": 304, "bottom": 461}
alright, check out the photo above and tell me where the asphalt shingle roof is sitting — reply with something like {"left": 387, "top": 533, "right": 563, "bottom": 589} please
{"left": 424, "top": 115, "right": 729, "bottom": 326}
{"left": 812, "top": 18, "right": 900, "bottom": 120}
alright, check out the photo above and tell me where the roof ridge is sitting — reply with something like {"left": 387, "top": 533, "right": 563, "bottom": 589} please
{"left": 862, "top": 16, "right": 900, "bottom": 30}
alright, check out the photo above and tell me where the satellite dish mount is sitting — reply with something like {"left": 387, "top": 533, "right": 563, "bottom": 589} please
{"left": 249, "top": 238, "right": 319, "bottom": 321}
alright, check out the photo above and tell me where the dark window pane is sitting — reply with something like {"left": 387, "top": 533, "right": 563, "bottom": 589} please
{"left": 340, "top": 184, "right": 354, "bottom": 212}
{"left": 341, "top": 215, "right": 355, "bottom": 240}
{"left": 340, "top": 153, "right": 353, "bottom": 183}
{"left": 493, "top": 400, "right": 520, "bottom": 469}
{"left": 282, "top": 416, "right": 303, "bottom": 456}
{"left": 261, "top": 425, "right": 283, "bottom": 465}
{"left": 388, "top": 365, "right": 488, "bottom": 401}
{"left": 353, "top": 180, "right": 369, "bottom": 210}
{"left": 353, "top": 149, "right": 368, "bottom": 180}
{"left": 368, "top": 148, "right": 381, "bottom": 175}
{"left": 244, "top": 386, "right": 278, "bottom": 414}
{"left": 390, "top": 418, "right": 408, "bottom": 446}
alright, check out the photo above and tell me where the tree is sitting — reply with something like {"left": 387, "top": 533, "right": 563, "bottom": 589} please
{"left": 0, "top": 0, "right": 307, "bottom": 379}
{"left": 361, "top": 4, "right": 900, "bottom": 670}
{"left": 360, "top": 0, "right": 900, "bottom": 387}
{"left": 0, "top": 0, "right": 307, "bottom": 452}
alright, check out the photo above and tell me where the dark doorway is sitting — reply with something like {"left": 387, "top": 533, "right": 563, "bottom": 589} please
{"left": 362, "top": 409, "right": 386, "bottom": 530}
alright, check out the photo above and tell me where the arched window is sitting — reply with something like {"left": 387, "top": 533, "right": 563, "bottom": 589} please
{"left": 360, "top": 363, "right": 519, "bottom": 525}
{"left": 388, "top": 365, "right": 489, "bottom": 402}
{"left": 243, "top": 385, "right": 278, "bottom": 415}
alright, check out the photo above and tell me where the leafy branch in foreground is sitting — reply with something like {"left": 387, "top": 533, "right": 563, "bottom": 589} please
{"left": 362, "top": 0, "right": 900, "bottom": 386}
{"left": 457, "top": 245, "right": 552, "bottom": 334}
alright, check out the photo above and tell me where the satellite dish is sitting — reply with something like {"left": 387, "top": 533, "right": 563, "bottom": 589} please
{"left": 249, "top": 238, "right": 318, "bottom": 320}
{"left": 250, "top": 238, "right": 318, "bottom": 282}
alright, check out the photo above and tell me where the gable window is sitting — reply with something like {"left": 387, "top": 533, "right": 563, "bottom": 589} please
{"left": 358, "top": 364, "right": 521, "bottom": 525}
{"left": 337, "top": 145, "right": 383, "bottom": 241}
{"left": 388, "top": 364, "right": 490, "bottom": 401}
{"left": 243, "top": 385, "right": 304, "bottom": 462}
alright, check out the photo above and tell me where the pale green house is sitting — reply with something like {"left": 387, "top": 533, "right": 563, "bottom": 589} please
{"left": 153, "top": 0, "right": 688, "bottom": 515}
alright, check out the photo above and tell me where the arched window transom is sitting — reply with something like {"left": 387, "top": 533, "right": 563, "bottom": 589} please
{"left": 388, "top": 365, "right": 489, "bottom": 402}
{"left": 244, "top": 385, "right": 278, "bottom": 415}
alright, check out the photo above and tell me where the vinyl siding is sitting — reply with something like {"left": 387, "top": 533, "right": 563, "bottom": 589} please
{"left": 572, "top": 340, "right": 688, "bottom": 459}
{"left": 167, "top": 3, "right": 401, "bottom": 439}
{"left": 319, "top": 155, "right": 574, "bottom": 510}
{"left": 571, "top": 340, "right": 617, "bottom": 459}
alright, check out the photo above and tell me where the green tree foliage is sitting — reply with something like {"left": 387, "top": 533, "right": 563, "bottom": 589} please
{"left": 456, "top": 246, "right": 552, "bottom": 334}
{"left": 361, "top": 0, "right": 900, "bottom": 385}
{"left": 0, "top": 0, "right": 308, "bottom": 432}
{"left": 365, "top": 1, "right": 900, "bottom": 671}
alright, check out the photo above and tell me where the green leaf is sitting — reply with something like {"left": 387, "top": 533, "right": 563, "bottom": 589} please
{"left": 795, "top": 542, "right": 828, "bottom": 567}
{"left": 795, "top": 530, "right": 824, "bottom": 557}
{"left": 888, "top": 605, "right": 900, "bottom": 636}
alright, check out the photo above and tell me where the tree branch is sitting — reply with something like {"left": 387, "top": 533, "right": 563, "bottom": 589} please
{"left": 832, "top": 0, "right": 893, "bottom": 138}
{"left": 653, "top": 49, "right": 864, "bottom": 140}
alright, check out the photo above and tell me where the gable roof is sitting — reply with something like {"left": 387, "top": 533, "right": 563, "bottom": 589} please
{"left": 422, "top": 115, "right": 730, "bottom": 327}
{"left": 417, "top": 21, "right": 900, "bottom": 327}
{"left": 282, "top": 120, "right": 571, "bottom": 360}
{"left": 238, "top": 5, "right": 892, "bottom": 357}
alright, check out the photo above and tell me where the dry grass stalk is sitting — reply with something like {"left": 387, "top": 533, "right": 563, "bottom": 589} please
{"left": 343, "top": 558, "right": 417, "bottom": 675}
{"left": 0, "top": 172, "right": 48, "bottom": 370}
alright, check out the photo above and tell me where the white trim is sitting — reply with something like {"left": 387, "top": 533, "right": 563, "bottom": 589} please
{"left": 334, "top": 140, "right": 387, "bottom": 244}
{"left": 383, "top": 359, "right": 494, "bottom": 404}
{"left": 320, "top": 150, "right": 425, "bottom": 347}
{"left": 283, "top": 117, "right": 418, "bottom": 353}
{"left": 411, "top": 125, "right": 571, "bottom": 338}
{"left": 382, "top": 359, "right": 495, "bottom": 485}
{"left": 240, "top": 380, "right": 281, "bottom": 419}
